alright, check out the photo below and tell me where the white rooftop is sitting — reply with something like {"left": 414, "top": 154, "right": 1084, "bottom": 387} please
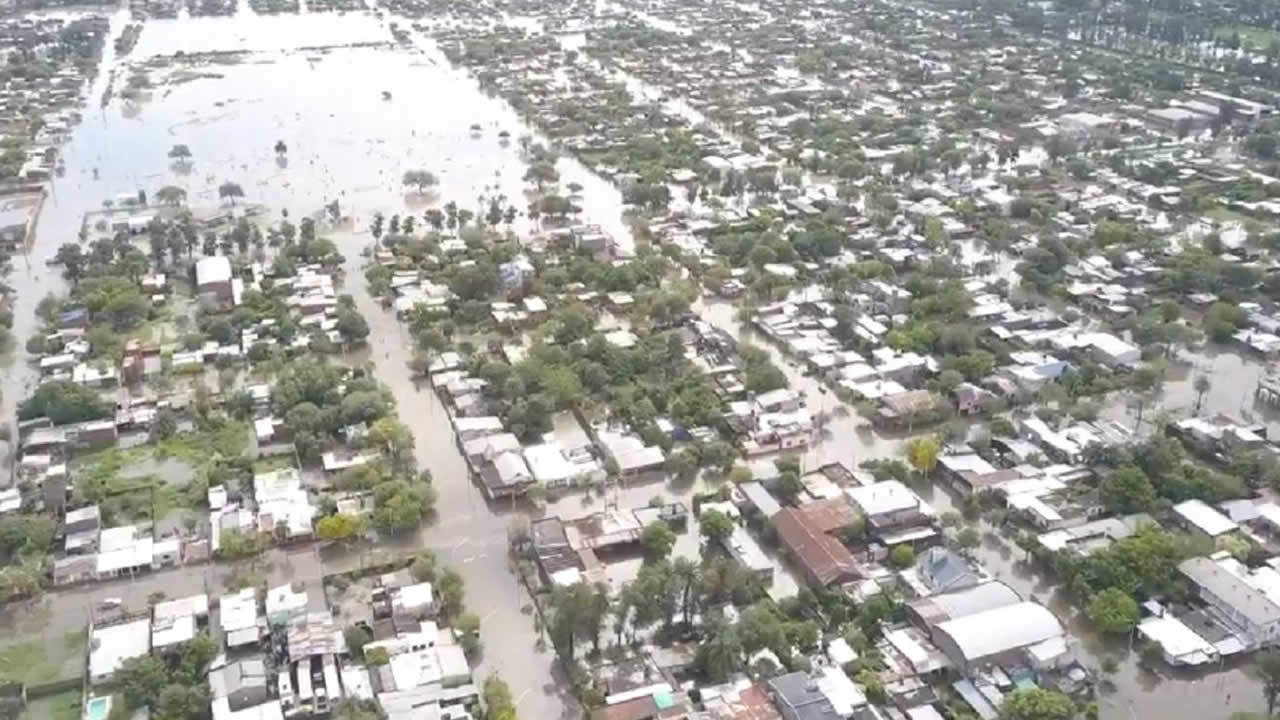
{"left": 90, "top": 618, "right": 151, "bottom": 682}
{"left": 1174, "top": 499, "right": 1239, "bottom": 537}
{"left": 847, "top": 480, "right": 924, "bottom": 517}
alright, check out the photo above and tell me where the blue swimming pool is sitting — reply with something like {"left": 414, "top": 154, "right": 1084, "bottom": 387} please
{"left": 86, "top": 696, "right": 111, "bottom": 720}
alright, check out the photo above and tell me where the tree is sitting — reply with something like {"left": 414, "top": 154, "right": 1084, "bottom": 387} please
{"left": 736, "top": 602, "right": 788, "bottom": 657}
{"left": 437, "top": 568, "right": 465, "bottom": 621}
{"left": 218, "top": 529, "right": 264, "bottom": 560}
{"left": 956, "top": 527, "right": 981, "bottom": 549}
{"left": 336, "top": 307, "right": 370, "bottom": 345}
{"left": 999, "top": 688, "right": 1074, "bottom": 720}
{"left": 778, "top": 470, "right": 804, "bottom": 503}
{"left": 1261, "top": 649, "right": 1280, "bottom": 718}
{"left": 905, "top": 435, "right": 941, "bottom": 476}
{"left": 642, "top": 522, "right": 676, "bottom": 562}
{"left": 55, "top": 243, "right": 84, "bottom": 284}
{"left": 454, "top": 612, "right": 482, "bottom": 656}
{"left": 549, "top": 581, "right": 609, "bottom": 660}
{"left": 274, "top": 139, "right": 287, "bottom": 155}
{"left": 889, "top": 544, "right": 915, "bottom": 568}
{"left": 700, "top": 509, "right": 735, "bottom": 545}
{"left": 18, "top": 380, "right": 110, "bottom": 424}
{"left": 218, "top": 181, "right": 245, "bottom": 205}
{"left": 1099, "top": 466, "right": 1157, "bottom": 514}
{"left": 524, "top": 162, "right": 559, "bottom": 190}
{"left": 368, "top": 417, "right": 414, "bottom": 472}
{"left": 332, "top": 699, "right": 385, "bottom": 720}
{"left": 167, "top": 144, "right": 192, "bottom": 161}
{"left": 483, "top": 675, "right": 519, "bottom": 720}
{"left": 154, "top": 684, "right": 205, "bottom": 720}
{"left": 695, "top": 619, "right": 743, "bottom": 682}
{"left": 371, "top": 480, "right": 436, "bottom": 534}
{"left": 149, "top": 408, "right": 178, "bottom": 442}
{"left": 156, "top": 185, "right": 186, "bottom": 206}
{"left": 402, "top": 169, "right": 438, "bottom": 193}
{"left": 0, "top": 515, "right": 54, "bottom": 563}
{"left": 316, "top": 513, "right": 366, "bottom": 543}
{"left": 1087, "top": 587, "right": 1139, "bottom": 634}
{"left": 117, "top": 655, "right": 168, "bottom": 710}
{"left": 1193, "top": 375, "right": 1211, "bottom": 414}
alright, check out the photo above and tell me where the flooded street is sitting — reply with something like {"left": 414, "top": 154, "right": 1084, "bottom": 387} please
{"left": 1, "top": 7, "right": 626, "bottom": 718}
{"left": 2, "top": 3, "right": 1278, "bottom": 720}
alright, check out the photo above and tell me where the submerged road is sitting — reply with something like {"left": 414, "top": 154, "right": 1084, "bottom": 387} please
{"left": 340, "top": 247, "right": 581, "bottom": 720}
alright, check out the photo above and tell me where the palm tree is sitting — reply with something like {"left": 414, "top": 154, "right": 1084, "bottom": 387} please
{"left": 673, "top": 557, "right": 699, "bottom": 626}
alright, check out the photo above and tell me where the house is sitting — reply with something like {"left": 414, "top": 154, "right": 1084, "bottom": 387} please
{"left": 951, "top": 383, "right": 992, "bottom": 415}
{"left": 89, "top": 617, "right": 151, "bottom": 684}
{"left": 453, "top": 416, "right": 505, "bottom": 442}
{"left": 152, "top": 593, "right": 209, "bottom": 651}
{"left": 52, "top": 554, "right": 96, "bottom": 586}
{"left": 846, "top": 481, "right": 933, "bottom": 532}
{"left": 221, "top": 588, "right": 263, "bottom": 649}
{"left": 772, "top": 507, "right": 859, "bottom": 587}
{"left": 1082, "top": 332, "right": 1140, "bottom": 367}
{"left": 1179, "top": 556, "right": 1280, "bottom": 648}
{"left": 908, "top": 547, "right": 983, "bottom": 596}
{"left": 390, "top": 582, "right": 438, "bottom": 619}
{"left": 937, "top": 452, "right": 1021, "bottom": 496}
{"left": 64, "top": 504, "right": 102, "bottom": 537}
{"left": 479, "top": 451, "right": 534, "bottom": 498}
{"left": 523, "top": 443, "right": 605, "bottom": 488}
{"left": 210, "top": 657, "right": 270, "bottom": 712}
{"left": 196, "top": 255, "right": 234, "bottom": 303}
{"left": 876, "top": 390, "right": 944, "bottom": 426}
{"left": 721, "top": 524, "right": 773, "bottom": 582}
{"left": 907, "top": 581, "right": 1023, "bottom": 633}
{"left": 1173, "top": 499, "right": 1239, "bottom": 540}
{"left": 767, "top": 671, "right": 839, "bottom": 720}
{"left": 932, "top": 602, "right": 1067, "bottom": 674}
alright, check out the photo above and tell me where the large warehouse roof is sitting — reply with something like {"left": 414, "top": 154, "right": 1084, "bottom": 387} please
{"left": 909, "top": 581, "right": 1021, "bottom": 628}
{"left": 934, "top": 602, "right": 1063, "bottom": 664}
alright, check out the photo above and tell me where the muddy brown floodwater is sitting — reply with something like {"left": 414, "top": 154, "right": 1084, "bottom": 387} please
{"left": 1, "top": 3, "right": 1275, "bottom": 720}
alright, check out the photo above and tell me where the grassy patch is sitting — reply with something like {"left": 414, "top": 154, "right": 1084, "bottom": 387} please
{"left": 62, "top": 629, "right": 86, "bottom": 652}
{"left": 0, "top": 640, "right": 59, "bottom": 685}
{"left": 1216, "top": 24, "right": 1280, "bottom": 50}
{"left": 19, "top": 689, "right": 80, "bottom": 720}
{"left": 74, "top": 422, "right": 249, "bottom": 523}
{"left": 154, "top": 421, "right": 250, "bottom": 463}
{"left": 1203, "top": 204, "right": 1270, "bottom": 230}
{"left": 253, "top": 454, "right": 295, "bottom": 474}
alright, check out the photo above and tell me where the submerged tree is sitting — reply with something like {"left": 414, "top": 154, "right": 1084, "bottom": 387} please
{"left": 155, "top": 185, "right": 186, "bottom": 206}
{"left": 402, "top": 169, "right": 438, "bottom": 193}
{"left": 218, "top": 181, "right": 245, "bottom": 206}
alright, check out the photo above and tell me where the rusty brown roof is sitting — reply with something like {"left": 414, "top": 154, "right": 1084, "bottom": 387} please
{"left": 796, "top": 496, "right": 860, "bottom": 533}
{"left": 772, "top": 507, "right": 859, "bottom": 586}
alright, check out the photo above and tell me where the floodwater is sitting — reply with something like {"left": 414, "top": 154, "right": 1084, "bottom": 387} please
{"left": 693, "top": 296, "right": 905, "bottom": 468}
{"left": 1, "top": 3, "right": 1276, "bottom": 720}
{"left": 0, "top": 7, "right": 638, "bottom": 718}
